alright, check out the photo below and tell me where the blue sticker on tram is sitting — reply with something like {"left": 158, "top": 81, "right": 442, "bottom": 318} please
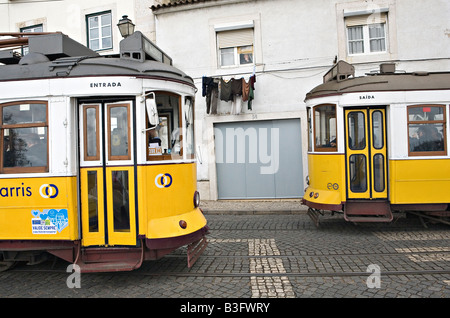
{"left": 31, "top": 209, "right": 68, "bottom": 234}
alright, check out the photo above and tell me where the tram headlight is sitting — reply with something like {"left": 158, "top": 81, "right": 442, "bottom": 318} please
{"left": 193, "top": 191, "right": 200, "bottom": 208}
{"left": 179, "top": 220, "right": 187, "bottom": 229}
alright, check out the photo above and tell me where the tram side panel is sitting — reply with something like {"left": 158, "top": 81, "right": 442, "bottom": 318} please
{"left": 0, "top": 176, "right": 78, "bottom": 240}
{"left": 390, "top": 159, "right": 450, "bottom": 205}
{"left": 137, "top": 162, "right": 206, "bottom": 240}
{"left": 0, "top": 96, "right": 79, "bottom": 242}
{"left": 305, "top": 153, "right": 346, "bottom": 209}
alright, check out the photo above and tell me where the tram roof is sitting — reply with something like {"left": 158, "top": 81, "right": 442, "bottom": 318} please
{"left": 305, "top": 61, "right": 450, "bottom": 101}
{"left": 0, "top": 32, "right": 194, "bottom": 86}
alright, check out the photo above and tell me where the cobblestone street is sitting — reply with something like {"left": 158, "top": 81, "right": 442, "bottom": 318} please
{"left": 1, "top": 210, "right": 449, "bottom": 305}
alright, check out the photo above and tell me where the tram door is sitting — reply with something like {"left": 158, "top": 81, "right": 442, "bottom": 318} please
{"left": 345, "top": 108, "right": 387, "bottom": 200}
{"left": 79, "top": 101, "right": 137, "bottom": 247}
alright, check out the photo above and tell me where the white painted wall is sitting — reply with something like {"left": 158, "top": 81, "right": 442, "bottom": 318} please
{"left": 0, "top": 0, "right": 154, "bottom": 54}
{"left": 152, "top": 0, "right": 450, "bottom": 199}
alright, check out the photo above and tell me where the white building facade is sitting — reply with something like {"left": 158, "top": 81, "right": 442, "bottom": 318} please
{"left": 151, "top": 0, "right": 450, "bottom": 200}
{"left": 2, "top": 0, "right": 449, "bottom": 201}
{"left": 0, "top": 0, "right": 155, "bottom": 53}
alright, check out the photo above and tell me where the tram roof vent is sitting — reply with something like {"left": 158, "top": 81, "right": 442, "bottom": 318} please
{"left": 323, "top": 60, "right": 355, "bottom": 83}
{"left": 380, "top": 63, "right": 396, "bottom": 74}
{"left": 119, "top": 31, "right": 172, "bottom": 65}
{"left": 28, "top": 33, "right": 99, "bottom": 60}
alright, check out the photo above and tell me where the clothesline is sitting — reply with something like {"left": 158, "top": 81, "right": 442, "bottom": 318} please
{"left": 202, "top": 74, "right": 256, "bottom": 115}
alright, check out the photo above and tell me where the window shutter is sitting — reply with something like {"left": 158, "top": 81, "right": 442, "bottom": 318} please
{"left": 217, "top": 28, "right": 254, "bottom": 49}
{"left": 345, "top": 12, "right": 387, "bottom": 26}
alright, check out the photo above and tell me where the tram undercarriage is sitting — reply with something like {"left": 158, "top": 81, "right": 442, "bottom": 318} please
{"left": 303, "top": 200, "right": 450, "bottom": 228}
{"left": 0, "top": 226, "right": 209, "bottom": 273}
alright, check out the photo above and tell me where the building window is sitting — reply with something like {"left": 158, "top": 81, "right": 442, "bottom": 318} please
{"left": 87, "top": 11, "right": 112, "bottom": 51}
{"left": 217, "top": 28, "right": 254, "bottom": 68}
{"left": 313, "top": 104, "right": 337, "bottom": 152}
{"left": 408, "top": 105, "right": 447, "bottom": 156}
{"left": 20, "top": 24, "right": 43, "bottom": 56}
{"left": 1, "top": 101, "right": 48, "bottom": 173}
{"left": 345, "top": 13, "right": 387, "bottom": 55}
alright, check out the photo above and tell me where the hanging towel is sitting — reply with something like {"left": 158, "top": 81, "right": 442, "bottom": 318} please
{"left": 242, "top": 78, "right": 250, "bottom": 102}
{"left": 210, "top": 85, "right": 218, "bottom": 114}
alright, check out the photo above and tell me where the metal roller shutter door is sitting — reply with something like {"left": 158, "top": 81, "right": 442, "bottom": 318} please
{"left": 215, "top": 118, "right": 303, "bottom": 199}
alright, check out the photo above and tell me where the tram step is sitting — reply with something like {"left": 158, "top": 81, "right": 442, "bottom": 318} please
{"left": 75, "top": 259, "right": 143, "bottom": 273}
{"left": 75, "top": 247, "right": 143, "bottom": 273}
{"left": 344, "top": 200, "right": 393, "bottom": 222}
{"left": 344, "top": 216, "right": 393, "bottom": 222}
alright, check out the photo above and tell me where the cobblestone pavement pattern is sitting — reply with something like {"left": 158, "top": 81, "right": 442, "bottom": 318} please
{"left": 0, "top": 201, "right": 449, "bottom": 299}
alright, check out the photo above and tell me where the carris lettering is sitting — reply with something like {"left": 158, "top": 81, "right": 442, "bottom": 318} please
{"left": 0, "top": 183, "right": 32, "bottom": 198}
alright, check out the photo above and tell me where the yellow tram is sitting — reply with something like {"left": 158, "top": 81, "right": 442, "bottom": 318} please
{"left": 0, "top": 32, "right": 208, "bottom": 272}
{"left": 303, "top": 61, "right": 450, "bottom": 225}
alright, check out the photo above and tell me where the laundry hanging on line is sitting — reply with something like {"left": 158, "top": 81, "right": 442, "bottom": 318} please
{"left": 202, "top": 74, "right": 256, "bottom": 114}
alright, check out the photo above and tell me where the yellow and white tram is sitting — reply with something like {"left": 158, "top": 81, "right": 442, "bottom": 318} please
{"left": 0, "top": 32, "right": 208, "bottom": 272}
{"left": 303, "top": 61, "right": 450, "bottom": 225}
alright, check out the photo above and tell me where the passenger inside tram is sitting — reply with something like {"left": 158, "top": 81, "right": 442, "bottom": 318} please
{"left": 409, "top": 125, "right": 444, "bottom": 152}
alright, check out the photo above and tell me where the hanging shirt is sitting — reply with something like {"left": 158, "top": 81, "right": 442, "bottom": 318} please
{"left": 248, "top": 75, "right": 256, "bottom": 110}
{"left": 220, "top": 78, "right": 233, "bottom": 102}
{"left": 231, "top": 78, "right": 242, "bottom": 97}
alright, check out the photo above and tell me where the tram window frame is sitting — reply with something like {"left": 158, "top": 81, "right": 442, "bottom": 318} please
{"left": 313, "top": 104, "right": 337, "bottom": 152}
{"left": 107, "top": 103, "right": 131, "bottom": 161}
{"left": 0, "top": 101, "right": 49, "bottom": 174}
{"left": 82, "top": 104, "right": 100, "bottom": 161}
{"left": 146, "top": 92, "right": 183, "bottom": 161}
{"left": 307, "top": 107, "right": 312, "bottom": 152}
{"left": 184, "top": 96, "right": 195, "bottom": 160}
{"left": 407, "top": 105, "right": 447, "bottom": 157}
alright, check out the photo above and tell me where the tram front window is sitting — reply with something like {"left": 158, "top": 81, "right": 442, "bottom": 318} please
{"left": 1, "top": 102, "right": 48, "bottom": 173}
{"left": 147, "top": 92, "right": 186, "bottom": 161}
{"left": 313, "top": 104, "right": 337, "bottom": 151}
{"left": 185, "top": 97, "right": 195, "bottom": 159}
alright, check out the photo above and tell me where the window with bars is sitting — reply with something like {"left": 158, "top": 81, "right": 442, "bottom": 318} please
{"left": 87, "top": 11, "right": 112, "bottom": 51}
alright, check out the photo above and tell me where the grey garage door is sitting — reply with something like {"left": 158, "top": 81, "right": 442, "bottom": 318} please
{"left": 214, "top": 118, "right": 303, "bottom": 199}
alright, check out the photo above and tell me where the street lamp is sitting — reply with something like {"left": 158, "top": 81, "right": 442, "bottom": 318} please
{"left": 117, "top": 15, "right": 135, "bottom": 38}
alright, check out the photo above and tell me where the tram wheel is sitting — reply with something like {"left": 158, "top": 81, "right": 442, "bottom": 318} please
{"left": 0, "top": 261, "right": 16, "bottom": 272}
